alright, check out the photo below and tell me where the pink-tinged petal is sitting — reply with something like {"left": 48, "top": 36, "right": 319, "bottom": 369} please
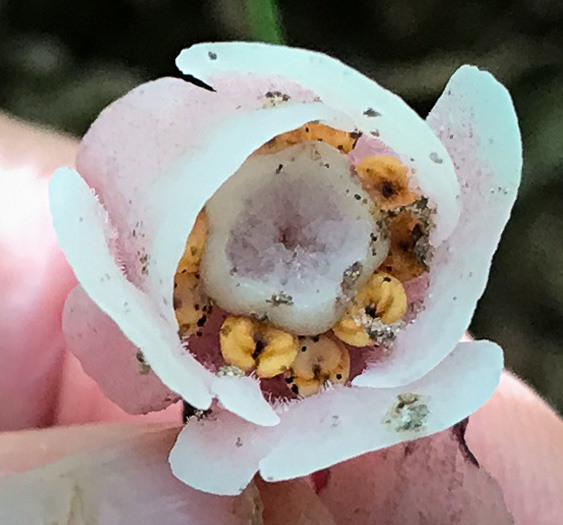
{"left": 151, "top": 102, "right": 346, "bottom": 316}
{"left": 57, "top": 79, "right": 348, "bottom": 418}
{"left": 63, "top": 285, "right": 178, "bottom": 414}
{"left": 49, "top": 167, "right": 214, "bottom": 409}
{"left": 177, "top": 42, "right": 460, "bottom": 245}
{"left": 0, "top": 424, "right": 257, "bottom": 525}
{"left": 258, "top": 478, "right": 337, "bottom": 525}
{"left": 354, "top": 65, "right": 522, "bottom": 389}
{"left": 258, "top": 341, "right": 502, "bottom": 481}
{"left": 76, "top": 76, "right": 345, "bottom": 314}
{"left": 317, "top": 427, "right": 512, "bottom": 524}
{"left": 170, "top": 410, "right": 274, "bottom": 496}
{"left": 212, "top": 375, "right": 280, "bottom": 427}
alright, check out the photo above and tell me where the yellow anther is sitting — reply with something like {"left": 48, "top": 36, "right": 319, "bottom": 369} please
{"left": 303, "top": 122, "right": 360, "bottom": 153}
{"left": 219, "top": 316, "right": 299, "bottom": 378}
{"left": 256, "top": 122, "right": 360, "bottom": 155}
{"left": 332, "top": 272, "right": 407, "bottom": 347}
{"left": 285, "top": 335, "right": 350, "bottom": 397}
{"left": 256, "top": 127, "right": 307, "bottom": 155}
{"left": 381, "top": 209, "right": 427, "bottom": 282}
{"left": 174, "top": 271, "right": 207, "bottom": 337}
{"left": 355, "top": 156, "right": 418, "bottom": 211}
{"left": 177, "top": 211, "right": 208, "bottom": 274}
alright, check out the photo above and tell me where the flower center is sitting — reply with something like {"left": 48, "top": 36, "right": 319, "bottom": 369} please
{"left": 201, "top": 141, "right": 390, "bottom": 335}
{"left": 173, "top": 123, "right": 433, "bottom": 395}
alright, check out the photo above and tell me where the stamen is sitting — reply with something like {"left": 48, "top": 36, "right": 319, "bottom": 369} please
{"left": 174, "top": 211, "right": 209, "bottom": 336}
{"left": 332, "top": 272, "right": 407, "bottom": 347}
{"left": 256, "top": 121, "right": 360, "bottom": 155}
{"left": 174, "top": 272, "right": 207, "bottom": 337}
{"left": 355, "top": 156, "right": 418, "bottom": 211}
{"left": 284, "top": 334, "right": 350, "bottom": 397}
{"left": 381, "top": 208, "right": 429, "bottom": 282}
{"left": 177, "top": 212, "right": 208, "bottom": 274}
{"left": 219, "top": 316, "right": 299, "bottom": 378}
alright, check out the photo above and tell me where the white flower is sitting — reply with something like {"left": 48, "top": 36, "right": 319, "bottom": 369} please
{"left": 50, "top": 42, "right": 521, "bottom": 495}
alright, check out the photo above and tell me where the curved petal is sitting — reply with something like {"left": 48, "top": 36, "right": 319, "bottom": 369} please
{"left": 63, "top": 285, "right": 177, "bottom": 414}
{"left": 317, "top": 428, "right": 512, "bottom": 524}
{"left": 76, "top": 76, "right": 346, "bottom": 314}
{"left": 169, "top": 410, "right": 274, "bottom": 496}
{"left": 0, "top": 424, "right": 256, "bottom": 525}
{"left": 151, "top": 101, "right": 348, "bottom": 319}
{"left": 212, "top": 375, "right": 280, "bottom": 427}
{"left": 49, "top": 167, "right": 214, "bottom": 409}
{"left": 177, "top": 42, "right": 460, "bottom": 246}
{"left": 354, "top": 65, "right": 522, "bottom": 388}
{"left": 259, "top": 340, "right": 502, "bottom": 482}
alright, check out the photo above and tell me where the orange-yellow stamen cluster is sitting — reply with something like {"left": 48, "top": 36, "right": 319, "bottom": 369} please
{"left": 170, "top": 125, "right": 431, "bottom": 397}
{"left": 332, "top": 272, "right": 407, "bottom": 347}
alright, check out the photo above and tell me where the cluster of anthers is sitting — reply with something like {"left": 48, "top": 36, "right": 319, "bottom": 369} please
{"left": 173, "top": 120, "right": 432, "bottom": 398}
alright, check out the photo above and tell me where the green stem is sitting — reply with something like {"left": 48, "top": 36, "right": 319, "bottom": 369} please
{"left": 245, "top": 0, "right": 284, "bottom": 44}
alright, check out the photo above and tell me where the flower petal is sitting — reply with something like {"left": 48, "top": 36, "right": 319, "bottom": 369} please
{"left": 0, "top": 424, "right": 256, "bottom": 525}
{"left": 212, "top": 375, "right": 280, "bottom": 427}
{"left": 63, "top": 284, "right": 177, "bottom": 414}
{"left": 49, "top": 167, "right": 214, "bottom": 409}
{"left": 75, "top": 76, "right": 346, "bottom": 321}
{"left": 177, "top": 42, "right": 460, "bottom": 246}
{"left": 259, "top": 340, "right": 502, "bottom": 481}
{"left": 354, "top": 65, "right": 522, "bottom": 388}
{"left": 151, "top": 102, "right": 348, "bottom": 324}
{"left": 169, "top": 410, "right": 274, "bottom": 496}
{"left": 317, "top": 427, "right": 512, "bottom": 524}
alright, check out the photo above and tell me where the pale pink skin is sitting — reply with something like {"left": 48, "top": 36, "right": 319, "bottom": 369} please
{"left": 1, "top": 116, "right": 563, "bottom": 523}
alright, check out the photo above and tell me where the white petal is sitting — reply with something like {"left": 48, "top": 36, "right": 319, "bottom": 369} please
{"left": 259, "top": 340, "right": 502, "bottom": 481}
{"left": 170, "top": 410, "right": 274, "bottom": 495}
{"left": 177, "top": 42, "right": 460, "bottom": 246}
{"left": 49, "top": 167, "right": 214, "bottom": 409}
{"left": 212, "top": 375, "right": 280, "bottom": 427}
{"left": 354, "top": 65, "right": 522, "bottom": 389}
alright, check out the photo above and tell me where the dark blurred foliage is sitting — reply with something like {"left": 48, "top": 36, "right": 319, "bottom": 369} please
{"left": 1, "top": 0, "right": 562, "bottom": 410}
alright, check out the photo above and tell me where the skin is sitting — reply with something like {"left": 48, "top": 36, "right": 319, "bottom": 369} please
{"left": 0, "top": 114, "right": 562, "bottom": 523}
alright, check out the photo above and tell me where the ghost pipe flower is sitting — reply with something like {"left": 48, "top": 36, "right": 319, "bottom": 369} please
{"left": 49, "top": 42, "right": 521, "bottom": 495}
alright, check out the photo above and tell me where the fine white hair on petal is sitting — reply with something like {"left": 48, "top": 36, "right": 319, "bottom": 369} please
{"left": 353, "top": 65, "right": 522, "bottom": 389}
{"left": 49, "top": 167, "right": 214, "bottom": 410}
{"left": 170, "top": 410, "right": 275, "bottom": 496}
{"left": 258, "top": 340, "right": 503, "bottom": 482}
{"left": 176, "top": 42, "right": 461, "bottom": 246}
{"left": 211, "top": 375, "right": 280, "bottom": 427}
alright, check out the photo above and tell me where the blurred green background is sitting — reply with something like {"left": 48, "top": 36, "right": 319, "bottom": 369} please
{"left": 1, "top": 0, "right": 561, "bottom": 411}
